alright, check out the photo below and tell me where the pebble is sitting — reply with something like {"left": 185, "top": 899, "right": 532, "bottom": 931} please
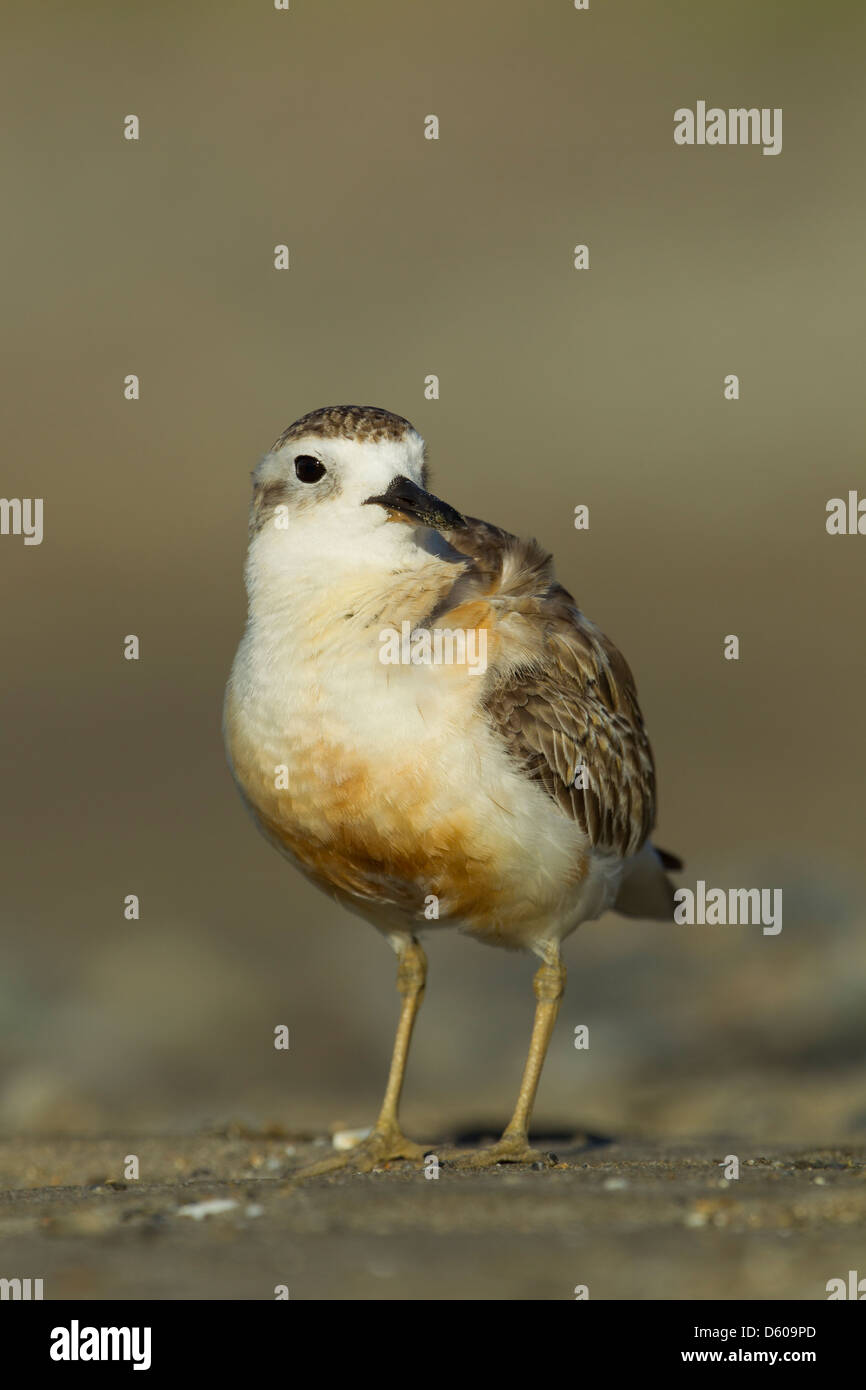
{"left": 332, "top": 1127, "right": 371, "bottom": 1151}
{"left": 177, "top": 1198, "right": 239, "bottom": 1221}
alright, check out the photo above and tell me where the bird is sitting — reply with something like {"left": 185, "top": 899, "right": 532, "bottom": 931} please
{"left": 224, "top": 404, "right": 680, "bottom": 1174}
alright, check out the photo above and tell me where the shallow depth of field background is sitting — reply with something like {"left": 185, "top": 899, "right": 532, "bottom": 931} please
{"left": 2, "top": 0, "right": 864, "bottom": 1147}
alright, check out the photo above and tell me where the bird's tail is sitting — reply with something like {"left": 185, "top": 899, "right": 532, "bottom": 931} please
{"left": 655, "top": 846, "right": 683, "bottom": 872}
{"left": 613, "top": 842, "right": 682, "bottom": 921}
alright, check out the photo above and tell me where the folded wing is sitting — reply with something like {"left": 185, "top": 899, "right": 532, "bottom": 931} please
{"left": 440, "top": 516, "right": 657, "bottom": 861}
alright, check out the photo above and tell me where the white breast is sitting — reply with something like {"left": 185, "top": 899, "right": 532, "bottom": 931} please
{"left": 227, "top": 557, "right": 624, "bottom": 951}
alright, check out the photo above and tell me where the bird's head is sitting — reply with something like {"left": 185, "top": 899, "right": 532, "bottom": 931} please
{"left": 246, "top": 406, "right": 464, "bottom": 597}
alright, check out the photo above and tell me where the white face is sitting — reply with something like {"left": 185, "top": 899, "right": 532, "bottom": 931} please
{"left": 245, "top": 427, "right": 462, "bottom": 600}
{"left": 255, "top": 429, "right": 427, "bottom": 530}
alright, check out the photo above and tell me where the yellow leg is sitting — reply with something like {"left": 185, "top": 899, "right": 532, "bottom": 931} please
{"left": 450, "top": 948, "right": 566, "bottom": 1168}
{"left": 292, "top": 937, "right": 430, "bottom": 1179}
{"left": 375, "top": 937, "right": 427, "bottom": 1136}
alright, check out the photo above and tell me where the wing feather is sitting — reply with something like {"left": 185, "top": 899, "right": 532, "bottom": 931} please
{"left": 441, "top": 516, "right": 657, "bottom": 859}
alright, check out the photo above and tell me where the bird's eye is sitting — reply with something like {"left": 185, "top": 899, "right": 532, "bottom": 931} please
{"left": 294, "top": 455, "right": 326, "bottom": 483}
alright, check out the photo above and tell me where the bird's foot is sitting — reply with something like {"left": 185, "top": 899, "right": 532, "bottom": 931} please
{"left": 290, "top": 1126, "right": 430, "bottom": 1180}
{"left": 443, "top": 1132, "right": 557, "bottom": 1170}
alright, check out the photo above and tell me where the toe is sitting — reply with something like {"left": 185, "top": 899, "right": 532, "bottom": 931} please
{"left": 443, "top": 1139, "right": 554, "bottom": 1170}
{"left": 291, "top": 1129, "right": 430, "bottom": 1179}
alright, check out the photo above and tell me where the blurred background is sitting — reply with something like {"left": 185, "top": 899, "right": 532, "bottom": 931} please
{"left": 2, "top": 0, "right": 864, "bottom": 1148}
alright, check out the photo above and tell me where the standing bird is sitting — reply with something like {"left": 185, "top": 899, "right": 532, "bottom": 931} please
{"left": 224, "top": 405, "right": 679, "bottom": 1174}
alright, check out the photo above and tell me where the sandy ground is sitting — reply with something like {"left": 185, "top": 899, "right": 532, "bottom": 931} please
{"left": 1, "top": 1129, "right": 863, "bottom": 1301}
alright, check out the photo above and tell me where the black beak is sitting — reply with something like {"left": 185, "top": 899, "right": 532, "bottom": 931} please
{"left": 364, "top": 475, "right": 465, "bottom": 531}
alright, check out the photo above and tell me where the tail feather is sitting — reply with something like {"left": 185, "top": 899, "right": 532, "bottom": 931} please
{"left": 614, "top": 842, "right": 682, "bottom": 921}
{"left": 656, "top": 846, "right": 684, "bottom": 872}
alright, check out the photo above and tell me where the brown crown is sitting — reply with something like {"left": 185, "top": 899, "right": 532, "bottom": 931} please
{"left": 272, "top": 405, "right": 415, "bottom": 451}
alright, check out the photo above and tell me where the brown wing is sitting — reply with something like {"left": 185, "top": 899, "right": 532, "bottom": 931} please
{"left": 442, "top": 517, "right": 657, "bottom": 860}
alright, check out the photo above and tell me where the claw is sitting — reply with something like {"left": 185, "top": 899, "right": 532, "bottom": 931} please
{"left": 290, "top": 1128, "right": 430, "bottom": 1180}
{"left": 442, "top": 1134, "right": 555, "bottom": 1171}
